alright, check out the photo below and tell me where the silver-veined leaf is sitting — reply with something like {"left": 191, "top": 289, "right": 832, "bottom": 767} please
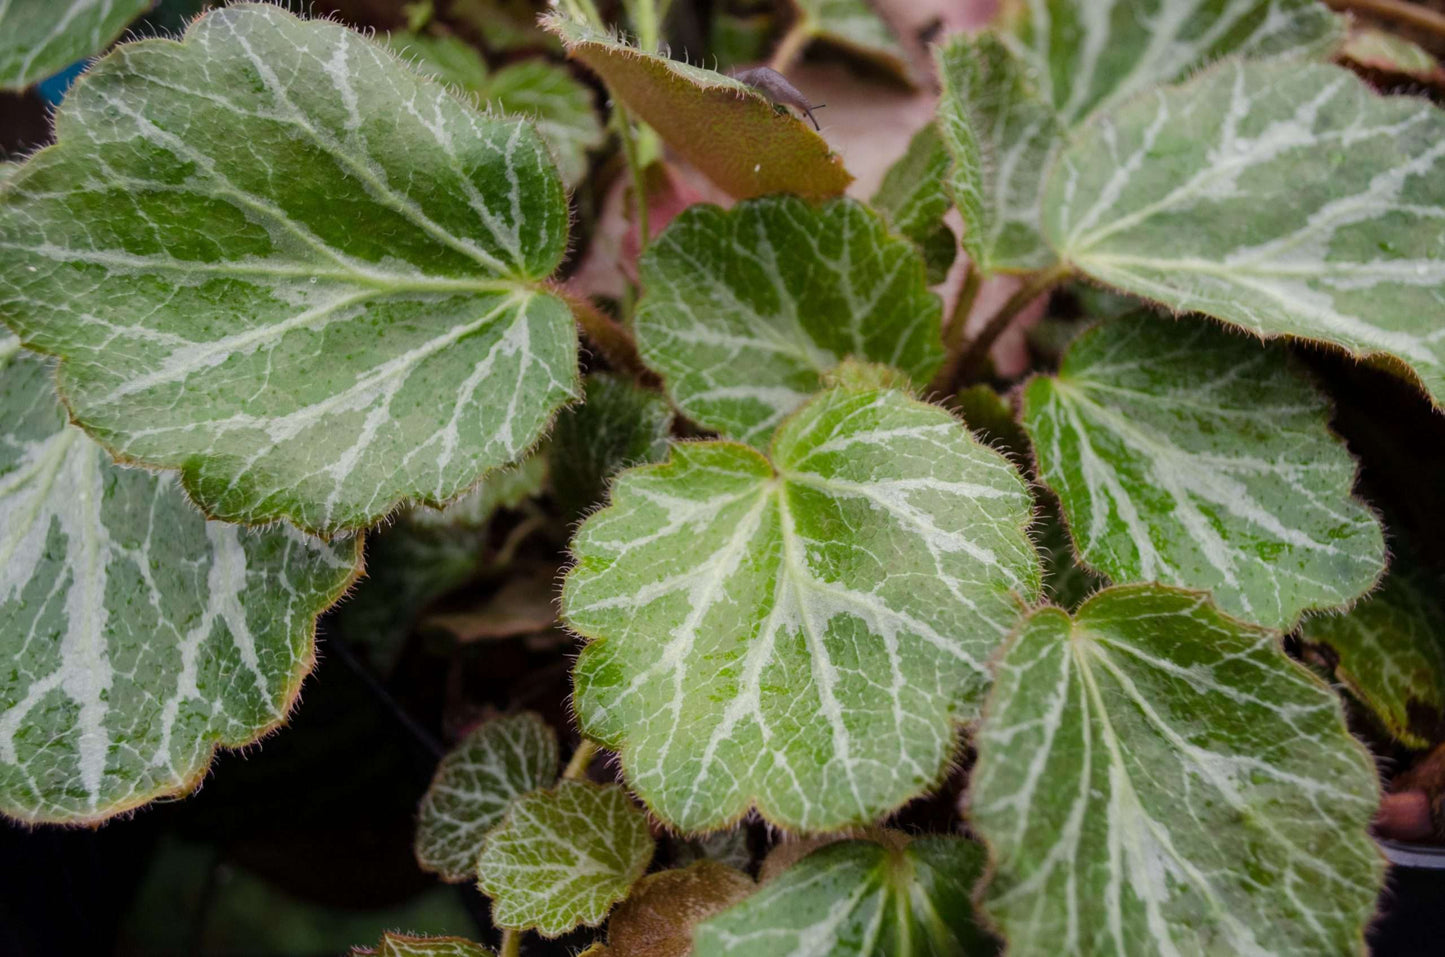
{"left": 937, "top": 0, "right": 1341, "bottom": 277}
{"left": 936, "top": 33, "right": 1061, "bottom": 274}
{"left": 1047, "top": 59, "right": 1445, "bottom": 408}
{"left": 477, "top": 780, "right": 655, "bottom": 937}
{"left": 0, "top": 349, "right": 361, "bottom": 824}
{"left": 1002, "top": 0, "right": 1342, "bottom": 128}
{"left": 971, "top": 584, "right": 1384, "bottom": 956}
{"left": 0, "top": 0, "right": 151, "bottom": 90}
{"left": 564, "top": 386, "right": 1039, "bottom": 833}
{"left": 1303, "top": 558, "right": 1445, "bottom": 749}
{"left": 693, "top": 835, "right": 994, "bottom": 956}
{"left": 1022, "top": 315, "right": 1384, "bottom": 630}
{"left": 0, "top": 4, "right": 578, "bottom": 534}
{"left": 635, "top": 196, "right": 943, "bottom": 448}
{"left": 415, "top": 712, "right": 560, "bottom": 882}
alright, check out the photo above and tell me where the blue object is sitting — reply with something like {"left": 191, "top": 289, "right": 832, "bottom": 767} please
{"left": 35, "top": 59, "right": 91, "bottom": 106}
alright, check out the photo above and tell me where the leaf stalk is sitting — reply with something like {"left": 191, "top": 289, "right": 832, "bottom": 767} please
{"left": 940, "top": 265, "right": 1069, "bottom": 395}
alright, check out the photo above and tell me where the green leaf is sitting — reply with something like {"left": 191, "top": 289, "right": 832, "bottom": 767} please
{"left": 936, "top": 33, "right": 1062, "bottom": 274}
{"left": 477, "top": 780, "right": 655, "bottom": 937}
{"left": 386, "top": 33, "right": 603, "bottom": 188}
{"left": 1303, "top": 559, "right": 1445, "bottom": 748}
{"left": 564, "top": 387, "right": 1039, "bottom": 832}
{"left": 870, "top": 123, "right": 958, "bottom": 285}
{"left": 332, "top": 456, "right": 545, "bottom": 667}
{"left": 693, "top": 835, "right": 994, "bottom": 956}
{"left": 635, "top": 196, "right": 943, "bottom": 448}
{"left": 0, "top": 351, "right": 361, "bottom": 824}
{"left": 1023, "top": 315, "right": 1384, "bottom": 630}
{"left": 0, "top": 0, "right": 151, "bottom": 89}
{"left": 549, "top": 373, "right": 674, "bottom": 522}
{"left": 1003, "top": 0, "right": 1342, "bottom": 128}
{"left": 0, "top": 160, "right": 18, "bottom": 186}
{"left": 785, "top": 0, "right": 916, "bottom": 87}
{"left": 353, "top": 932, "right": 494, "bottom": 957}
{"left": 970, "top": 584, "right": 1384, "bottom": 956}
{"left": 937, "top": 1, "right": 1341, "bottom": 277}
{"left": 415, "top": 712, "right": 560, "bottom": 882}
{"left": 1047, "top": 59, "right": 1445, "bottom": 408}
{"left": 607, "top": 861, "right": 755, "bottom": 957}
{"left": 544, "top": 13, "right": 852, "bottom": 199}
{"left": 0, "top": 4, "right": 578, "bottom": 535}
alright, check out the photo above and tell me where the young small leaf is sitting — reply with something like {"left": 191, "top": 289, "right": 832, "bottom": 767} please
{"left": 477, "top": 780, "right": 655, "bottom": 937}
{"left": 564, "top": 387, "right": 1039, "bottom": 832}
{"left": 1023, "top": 315, "right": 1384, "bottom": 630}
{"left": 1303, "top": 559, "right": 1445, "bottom": 749}
{"left": 870, "top": 123, "right": 957, "bottom": 285}
{"left": 415, "top": 712, "right": 560, "bottom": 882}
{"left": 543, "top": 13, "right": 851, "bottom": 199}
{"left": 0, "top": 0, "right": 151, "bottom": 89}
{"left": 549, "top": 373, "right": 674, "bottom": 522}
{"left": 1047, "top": 60, "right": 1445, "bottom": 409}
{"left": 352, "top": 932, "right": 494, "bottom": 957}
{"left": 607, "top": 861, "right": 754, "bottom": 957}
{"left": 0, "top": 351, "right": 361, "bottom": 824}
{"left": 784, "top": 0, "right": 916, "bottom": 87}
{"left": 692, "top": 835, "right": 994, "bottom": 956}
{"left": 971, "top": 585, "right": 1384, "bottom": 956}
{"left": 635, "top": 196, "right": 943, "bottom": 448}
{"left": 0, "top": 4, "right": 578, "bottom": 534}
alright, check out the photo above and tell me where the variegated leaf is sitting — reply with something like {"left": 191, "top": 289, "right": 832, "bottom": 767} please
{"left": 971, "top": 585, "right": 1384, "bottom": 956}
{"left": 477, "top": 780, "right": 655, "bottom": 937}
{"left": 936, "top": 33, "right": 1061, "bottom": 274}
{"left": 1022, "top": 315, "right": 1383, "bottom": 630}
{"left": 544, "top": 12, "right": 851, "bottom": 199}
{"left": 564, "top": 387, "right": 1039, "bottom": 833}
{"left": 1047, "top": 59, "right": 1445, "bottom": 408}
{"left": 0, "top": 347, "right": 361, "bottom": 824}
{"left": 693, "top": 835, "right": 994, "bottom": 956}
{"left": 1303, "top": 558, "right": 1445, "bottom": 748}
{"left": 415, "top": 712, "right": 560, "bottom": 882}
{"left": 938, "top": 0, "right": 1341, "bottom": 276}
{"left": 0, "top": 0, "right": 151, "bottom": 89}
{"left": 0, "top": 4, "right": 578, "bottom": 534}
{"left": 635, "top": 196, "right": 943, "bottom": 448}
{"left": 1002, "top": 0, "right": 1342, "bottom": 128}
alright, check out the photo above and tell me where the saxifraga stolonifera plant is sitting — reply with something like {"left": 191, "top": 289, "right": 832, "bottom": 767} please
{"left": 2, "top": 0, "right": 1444, "bottom": 953}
